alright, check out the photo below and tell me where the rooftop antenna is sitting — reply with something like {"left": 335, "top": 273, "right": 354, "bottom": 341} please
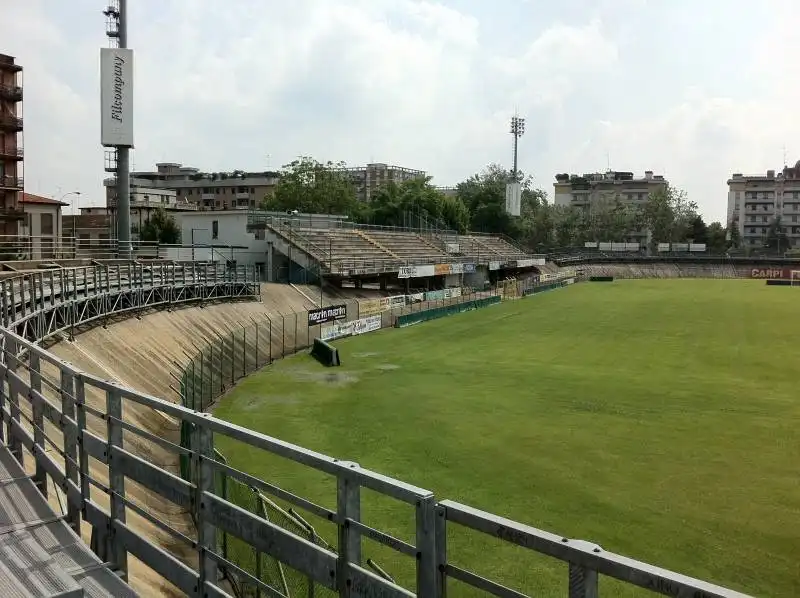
{"left": 783, "top": 144, "right": 788, "bottom": 167}
{"left": 606, "top": 150, "right": 611, "bottom": 172}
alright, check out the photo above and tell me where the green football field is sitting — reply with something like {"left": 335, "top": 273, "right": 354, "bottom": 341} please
{"left": 214, "top": 279, "right": 799, "bottom": 597}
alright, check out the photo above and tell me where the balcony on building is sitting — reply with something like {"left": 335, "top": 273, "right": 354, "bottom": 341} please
{"left": 0, "top": 175, "right": 23, "bottom": 189}
{"left": 0, "top": 84, "right": 22, "bottom": 102}
{"left": 0, "top": 145, "right": 22, "bottom": 161}
{"left": 0, "top": 115, "right": 23, "bottom": 131}
{"left": 0, "top": 55, "right": 22, "bottom": 72}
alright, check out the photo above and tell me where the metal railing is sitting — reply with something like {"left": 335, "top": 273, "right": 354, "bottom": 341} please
{"left": 0, "top": 174, "right": 23, "bottom": 188}
{"left": 0, "top": 263, "right": 754, "bottom": 597}
{"left": 0, "top": 235, "right": 260, "bottom": 263}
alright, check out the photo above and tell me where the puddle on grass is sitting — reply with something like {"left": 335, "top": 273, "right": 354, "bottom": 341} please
{"left": 240, "top": 395, "right": 299, "bottom": 410}
{"left": 374, "top": 364, "right": 399, "bottom": 371}
{"left": 353, "top": 352, "right": 380, "bottom": 358}
{"left": 287, "top": 368, "right": 360, "bottom": 387}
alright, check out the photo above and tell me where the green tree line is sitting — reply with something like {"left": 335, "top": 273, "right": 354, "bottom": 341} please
{"left": 261, "top": 156, "right": 739, "bottom": 253}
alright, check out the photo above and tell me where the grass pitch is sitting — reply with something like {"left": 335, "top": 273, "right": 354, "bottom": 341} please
{"left": 215, "top": 280, "right": 798, "bottom": 597}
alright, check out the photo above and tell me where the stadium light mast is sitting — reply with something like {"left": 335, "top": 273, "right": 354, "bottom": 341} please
{"left": 510, "top": 114, "right": 526, "bottom": 182}
{"left": 101, "top": 0, "right": 133, "bottom": 259}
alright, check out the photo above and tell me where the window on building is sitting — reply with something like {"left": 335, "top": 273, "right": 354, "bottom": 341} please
{"left": 749, "top": 228, "right": 756, "bottom": 234}
{"left": 212, "top": 220, "right": 219, "bottom": 240}
{"left": 40, "top": 213, "right": 53, "bottom": 235}
{"left": 250, "top": 187, "right": 255, "bottom": 194}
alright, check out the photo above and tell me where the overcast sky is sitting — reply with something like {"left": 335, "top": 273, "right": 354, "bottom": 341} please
{"left": 4, "top": 0, "right": 799, "bottom": 222}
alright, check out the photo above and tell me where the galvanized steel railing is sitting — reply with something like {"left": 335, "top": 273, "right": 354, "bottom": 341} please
{"left": 0, "top": 262, "right": 753, "bottom": 597}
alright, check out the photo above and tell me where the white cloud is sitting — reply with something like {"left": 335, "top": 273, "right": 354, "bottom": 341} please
{"left": 5, "top": 0, "right": 798, "bottom": 223}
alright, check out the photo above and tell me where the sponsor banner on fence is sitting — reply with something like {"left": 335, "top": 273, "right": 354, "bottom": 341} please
{"left": 308, "top": 304, "right": 347, "bottom": 326}
{"left": 515, "top": 258, "right": 546, "bottom": 268}
{"left": 489, "top": 261, "right": 501, "bottom": 271}
{"left": 450, "top": 287, "right": 462, "bottom": 298}
{"left": 352, "top": 314, "right": 381, "bottom": 335}
{"left": 398, "top": 264, "right": 435, "bottom": 279}
{"left": 389, "top": 295, "right": 407, "bottom": 308}
{"left": 434, "top": 264, "right": 451, "bottom": 276}
{"left": 321, "top": 314, "right": 382, "bottom": 341}
{"left": 463, "top": 263, "right": 476, "bottom": 274}
{"left": 425, "top": 290, "right": 446, "bottom": 301}
{"left": 409, "top": 292, "right": 425, "bottom": 303}
{"left": 359, "top": 298, "right": 383, "bottom": 317}
{"left": 750, "top": 267, "right": 795, "bottom": 280}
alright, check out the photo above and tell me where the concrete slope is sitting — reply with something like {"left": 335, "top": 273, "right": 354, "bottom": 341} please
{"left": 39, "top": 283, "right": 314, "bottom": 596}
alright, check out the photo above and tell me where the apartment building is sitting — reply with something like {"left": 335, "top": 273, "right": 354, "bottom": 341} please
{"left": 101, "top": 182, "right": 197, "bottom": 240}
{"left": 105, "top": 162, "right": 279, "bottom": 211}
{"left": 553, "top": 170, "right": 668, "bottom": 243}
{"left": 20, "top": 193, "right": 66, "bottom": 258}
{"left": 0, "top": 54, "right": 24, "bottom": 235}
{"left": 728, "top": 161, "right": 800, "bottom": 248}
{"left": 338, "top": 163, "right": 427, "bottom": 202}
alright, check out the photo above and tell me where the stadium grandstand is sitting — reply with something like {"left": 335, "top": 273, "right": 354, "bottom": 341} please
{"left": 248, "top": 212, "right": 540, "bottom": 277}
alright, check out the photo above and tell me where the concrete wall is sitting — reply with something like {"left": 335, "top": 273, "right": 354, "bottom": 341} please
{"left": 177, "top": 211, "right": 267, "bottom": 267}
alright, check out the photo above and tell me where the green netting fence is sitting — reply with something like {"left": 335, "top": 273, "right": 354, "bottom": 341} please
{"left": 394, "top": 295, "right": 502, "bottom": 327}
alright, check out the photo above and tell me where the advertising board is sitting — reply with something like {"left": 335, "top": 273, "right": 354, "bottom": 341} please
{"left": 488, "top": 261, "right": 501, "bottom": 271}
{"left": 463, "top": 263, "right": 476, "bottom": 274}
{"left": 450, "top": 263, "right": 464, "bottom": 275}
{"left": 505, "top": 182, "right": 521, "bottom": 216}
{"left": 445, "top": 243, "right": 460, "bottom": 254}
{"left": 100, "top": 48, "right": 134, "bottom": 147}
{"left": 321, "top": 315, "right": 382, "bottom": 341}
{"left": 389, "top": 295, "right": 407, "bottom": 308}
{"left": 749, "top": 267, "right": 796, "bottom": 280}
{"left": 398, "top": 265, "right": 435, "bottom": 278}
{"left": 434, "top": 264, "right": 451, "bottom": 276}
{"left": 359, "top": 299, "right": 383, "bottom": 317}
{"left": 308, "top": 304, "right": 347, "bottom": 326}
{"left": 515, "top": 258, "right": 546, "bottom": 268}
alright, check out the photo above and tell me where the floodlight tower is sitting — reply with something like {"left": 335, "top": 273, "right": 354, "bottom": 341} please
{"left": 510, "top": 114, "right": 526, "bottom": 182}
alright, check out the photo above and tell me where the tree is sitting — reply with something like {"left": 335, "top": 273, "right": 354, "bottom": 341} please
{"left": 140, "top": 208, "right": 181, "bottom": 244}
{"left": 455, "top": 164, "right": 550, "bottom": 246}
{"left": 765, "top": 216, "right": 788, "bottom": 253}
{"left": 727, "top": 224, "right": 741, "bottom": 250}
{"left": 706, "top": 221, "right": 727, "bottom": 254}
{"left": 642, "top": 185, "right": 697, "bottom": 247}
{"left": 366, "top": 177, "right": 470, "bottom": 232}
{"left": 688, "top": 215, "right": 708, "bottom": 244}
{"left": 261, "top": 157, "right": 361, "bottom": 217}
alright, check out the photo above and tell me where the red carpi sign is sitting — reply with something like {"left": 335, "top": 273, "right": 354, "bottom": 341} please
{"left": 749, "top": 267, "right": 794, "bottom": 280}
